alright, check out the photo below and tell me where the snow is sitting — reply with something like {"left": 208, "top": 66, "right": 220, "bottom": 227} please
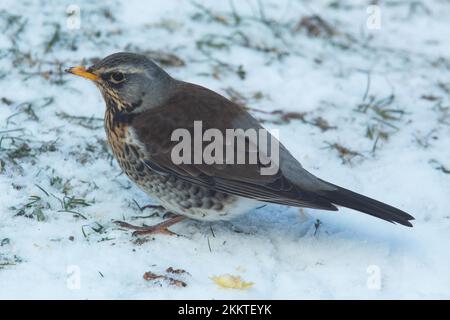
{"left": 0, "top": 0, "right": 450, "bottom": 299}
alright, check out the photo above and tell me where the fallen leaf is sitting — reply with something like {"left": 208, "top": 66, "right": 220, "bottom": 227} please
{"left": 143, "top": 271, "right": 187, "bottom": 287}
{"left": 211, "top": 274, "right": 254, "bottom": 289}
{"left": 166, "top": 267, "right": 190, "bottom": 275}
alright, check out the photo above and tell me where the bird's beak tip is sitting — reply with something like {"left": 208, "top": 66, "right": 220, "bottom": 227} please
{"left": 66, "top": 66, "right": 99, "bottom": 81}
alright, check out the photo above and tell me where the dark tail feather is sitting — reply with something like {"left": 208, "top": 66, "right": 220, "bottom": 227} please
{"left": 319, "top": 184, "right": 415, "bottom": 227}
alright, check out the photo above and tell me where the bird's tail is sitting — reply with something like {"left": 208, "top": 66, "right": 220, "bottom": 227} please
{"left": 318, "top": 183, "right": 414, "bottom": 227}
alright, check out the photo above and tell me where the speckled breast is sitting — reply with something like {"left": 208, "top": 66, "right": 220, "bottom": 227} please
{"left": 103, "top": 111, "right": 251, "bottom": 221}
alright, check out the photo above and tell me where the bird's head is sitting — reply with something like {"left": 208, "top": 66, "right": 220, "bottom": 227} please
{"left": 66, "top": 52, "right": 173, "bottom": 114}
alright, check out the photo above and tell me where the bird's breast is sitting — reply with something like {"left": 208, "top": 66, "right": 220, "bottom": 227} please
{"left": 103, "top": 110, "right": 259, "bottom": 221}
{"left": 104, "top": 110, "right": 129, "bottom": 157}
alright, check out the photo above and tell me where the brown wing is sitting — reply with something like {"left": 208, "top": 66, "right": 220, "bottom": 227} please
{"left": 131, "top": 82, "right": 337, "bottom": 210}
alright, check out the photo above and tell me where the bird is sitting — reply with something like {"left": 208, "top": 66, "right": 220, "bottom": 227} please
{"left": 66, "top": 52, "right": 414, "bottom": 235}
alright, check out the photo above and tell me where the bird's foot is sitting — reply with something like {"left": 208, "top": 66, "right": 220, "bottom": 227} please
{"left": 115, "top": 215, "right": 186, "bottom": 236}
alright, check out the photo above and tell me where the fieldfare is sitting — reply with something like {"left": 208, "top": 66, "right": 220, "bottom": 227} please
{"left": 66, "top": 52, "right": 414, "bottom": 235}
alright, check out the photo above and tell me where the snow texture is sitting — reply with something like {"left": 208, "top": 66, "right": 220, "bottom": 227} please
{"left": 0, "top": 0, "right": 449, "bottom": 299}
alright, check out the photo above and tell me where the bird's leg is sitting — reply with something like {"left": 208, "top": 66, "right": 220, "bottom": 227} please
{"left": 115, "top": 215, "right": 186, "bottom": 236}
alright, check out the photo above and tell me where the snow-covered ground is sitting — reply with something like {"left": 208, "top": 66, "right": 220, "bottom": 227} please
{"left": 0, "top": 0, "right": 449, "bottom": 299}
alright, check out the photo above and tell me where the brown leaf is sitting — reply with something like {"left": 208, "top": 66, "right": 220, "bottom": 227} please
{"left": 143, "top": 271, "right": 187, "bottom": 287}
{"left": 295, "top": 15, "right": 336, "bottom": 38}
{"left": 166, "top": 267, "right": 190, "bottom": 275}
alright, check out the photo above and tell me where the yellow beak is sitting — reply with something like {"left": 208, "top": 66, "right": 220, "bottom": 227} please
{"left": 65, "top": 66, "right": 99, "bottom": 81}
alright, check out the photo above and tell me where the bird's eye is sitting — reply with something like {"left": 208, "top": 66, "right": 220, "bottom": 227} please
{"left": 110, "top": 72, "right": 125, "bottom": 83}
